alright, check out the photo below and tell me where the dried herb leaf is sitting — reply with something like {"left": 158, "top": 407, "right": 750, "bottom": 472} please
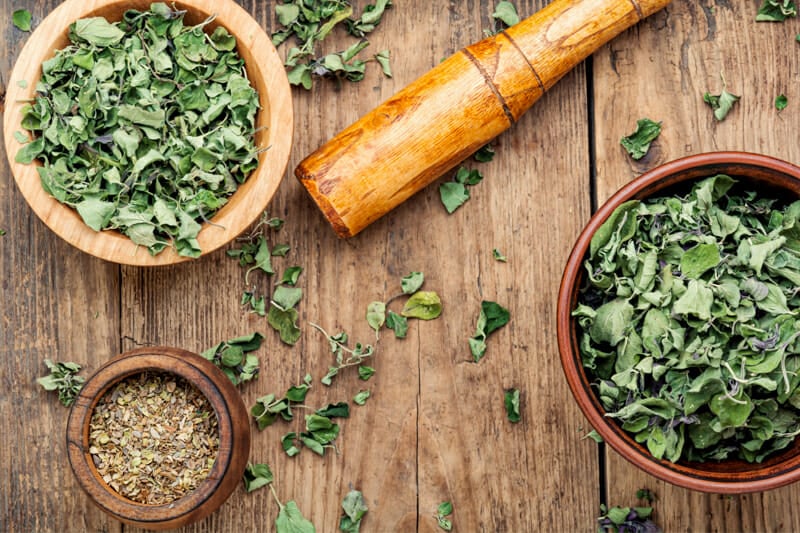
{"left": 401, "top": 291, "right": 443, "bottom": 320}
{"left": 436, "top": 501, "right": 453, "bottom": 531}
{"left": 756, "top": 0, "right": 797, "bottom": 21}
{"left": 776, "top": 94, "right": 789, "bottom": 110}
{"left": 504, "top": 388, "right": 521, "bottom": 423}
{"left": 12, "top": 9, "right": 31, "bottom": 31}
{"left": 366, "top": 301, "right": 386, "bottom": 333}
{"left": 353, "top": 390, "right": 370, "bottom": 406}
{"left": 492, "top": 1, "right": 520, "bottom": 26}
{"left": 340, "top": 489, "right": 368, "bottom": 532}
{"left": 493, "top": 248, "right": 507, "bottom": 262}
{"left": 243, "top": 463, "right": 274, "bottom": 492}
{"left": 201, "top": 333, "right": 262, "bottom": 385}
{"left": 470, "top": 300, "right": 510, "bottom": 361}
{"left": 401, "top": 271, "right": 425, "bottom": 294}
{"left": 276, "top": 500, "right": 316, "bottom": 533}
{"left": 385, "top": 310, "right": 408, "bottom": 338}
{"left": 37, "top": 359, "right": 85, "bottom": 406}
{"left": 620, "top": 118, "right": 662, "bottom": 160}
{"left": 704, "top": 89, "right": 740, "bottom": 121}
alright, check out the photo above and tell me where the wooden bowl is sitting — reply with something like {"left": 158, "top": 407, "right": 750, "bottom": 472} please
{"left": 557, "top": 152, "right": 800, "bottom": 493}
{"left": 3, "top": 0, "right": 293, "bottom": 266}
{"left": 66, "top": 347, "right": 251, "bottom": 529}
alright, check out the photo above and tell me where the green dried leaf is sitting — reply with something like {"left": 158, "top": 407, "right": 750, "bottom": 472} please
{"left": 69, "top": 17, "right": 126, "bottom": 46}
{"left": 704, "top": 89, "right": 740, "bottom": 121}
{"left": 401, "top": 272, "right": 424, "bottom": 294}
{"left": 358, "top": 365, "right": 376, "bottom": 380}
{"left": 401, "top": 291, "right": 443, "bottom": 320}
{"left": 620, "top": 118, "right": 662, "bottom": 160}
{"left": 281, "top": 266, "right": 303, "bottom": 286}
{"left": 366, "top": 301, "right": 386, "bottom": 333}
{"left": 268, "top": 306, "right": 301, "bottom": 345}
{"left": 470, "top": 301, "right": 510, "bottom": 362}
{"left": 756, "top": 0, "right": 797, "bottom": 21}
{"left": 504, "top": 388, "right": 521, "bottom": 423}
{"left": 340, "top": 489, "right": 368, "bottom": 532}
{"left": 439, "top": 182, "right": 470, "bottom": 213}
{"left": 353, "top": 390, "right": 370, "bottom": 406}
{"left": 492, "top": 1, "right": 520, "bottom": 26}
{"left": 436, "top": 501, "right": 453, "bottom": 531}
{"left": 776, "top": 94, "right": 788, "bottom": 110}
{"left": 243, "top": 463, "right": 273, "bottom": 492}
{"left": 385, "top": 311, "right": 408, "bottom": 338}
{"left": 36, "top": 359, "right": 85, "bottom": 406}
{"left": 275, "top": 500, "right": 316, "bottom": 533}
{"left": 375, "top": 49, "right": 392, "bottom": 77}
{"left": 493, "top": 248, "right": 507, "bottom": 262}
{"left": 12, "top": 9, "right": 32, "bottom": 31}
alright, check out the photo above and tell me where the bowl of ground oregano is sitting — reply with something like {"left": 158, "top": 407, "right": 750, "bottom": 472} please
{"left": 66, "top": 347, "right": 250, "bottom": 529}
{"left": 558, "top": 152, "right": 800, "bottom": 493}
{"left": 3, "top": 0, "right": 293, "bottom": 266}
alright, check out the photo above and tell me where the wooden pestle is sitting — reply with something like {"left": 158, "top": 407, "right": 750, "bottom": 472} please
{"left": 295, "top": 0, "right": 672, "bottom": 238}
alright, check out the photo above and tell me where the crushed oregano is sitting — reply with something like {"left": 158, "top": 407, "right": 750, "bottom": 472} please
{"left": 17, "top": 4, "right": 261, "bottom": 257}
{"left": 89, "top": 372, "right": 219, "bottom": 504}
{"left": 575, "top": 175, "right": 800, "bottom": 463}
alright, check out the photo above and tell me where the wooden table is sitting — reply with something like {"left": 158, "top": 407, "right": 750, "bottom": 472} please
{"left": 3, "top": 1, "right": 800, "bottom": 531}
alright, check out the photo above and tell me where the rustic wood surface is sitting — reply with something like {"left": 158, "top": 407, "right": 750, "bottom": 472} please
{"left": 1, "top": 1, "right": 799, "bottom": 532}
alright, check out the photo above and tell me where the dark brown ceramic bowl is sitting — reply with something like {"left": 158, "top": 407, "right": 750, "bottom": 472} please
{"left": 66, "top": 347, "right": 251, "bottom": 529}
{"left": 557, "top": 152, "right": 800, "bottom": 493}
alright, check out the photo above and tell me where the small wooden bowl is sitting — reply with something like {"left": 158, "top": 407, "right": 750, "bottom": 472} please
{"left": 557, "top": 152, "right": 800, "bottom": 493}
{"left": 3, "top": 0, "right": 293, "bottom": 266}
{"left": 66, "top": 347, "right": 251, "bottom": 530}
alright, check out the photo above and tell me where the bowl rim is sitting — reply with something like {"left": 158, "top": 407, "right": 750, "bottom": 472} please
{"left": 2, "top": 0, "right": 293, "bottom": 266}
{"left": 557, "top": 151, "right": 800, "bottom": 493}
{"left": 66, "top": 346, "right": 251, "bottom": 529}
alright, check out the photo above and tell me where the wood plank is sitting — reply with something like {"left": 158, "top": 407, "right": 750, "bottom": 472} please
{"left": 593, "top": 1, "right": 800, "bottom": 530}
{"left": 0, "top": 1, "right": 122, "bottom": 531}
{"left": 411, "top": 1, "right": 597, "bottom": 531}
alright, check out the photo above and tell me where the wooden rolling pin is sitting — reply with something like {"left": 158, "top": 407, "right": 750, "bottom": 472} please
{"left": 295, "top": 0, "right": 672, "bottom": 237}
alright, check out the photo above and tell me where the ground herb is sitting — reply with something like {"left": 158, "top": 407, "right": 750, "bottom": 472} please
{"left": 89, "top": 372, "right": 219, "bottom": 504}
{"left": 470, "top": 301, "right": 510, "bottom": 362}
{"left": 339, "top": 489, "right": 368, "bottom": 532}
{"left": 201, "top": 332, "right": 263, "bottom": 385}
{"left": 504, "top": 388, "right": 521, "bottom": 423}
{"left": 776, "top": 94, "right": 788, "bottom": 111}
{"left": 575, "top": 175, "right": 800, "bottom": 463}
{"left": 12, "top": 9, "right": 32, "bottom": 31}
{"left": 436, "top": 501, "right": 453, "bottom": 531}
{"left": 18, "top": 4, "right": 261, "bottom": 257}
{"left": 756, "top": 0, "right": 797, "bottom": 21}
{"left": 272, "top": 0, "right": 392, "bottom": 89}
{"left": 37, "top": 359, "right": 85, "bottom": 406}
{"left": 620, "top": 119, "right": 661, "bottom": 160}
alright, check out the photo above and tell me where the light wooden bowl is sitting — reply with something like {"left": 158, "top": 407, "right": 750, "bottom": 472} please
{"left": 3, "top": 0, "right": 293, "bottom": 266}
{"left": 66, "top": 347, "right": 251, "bottom": 529}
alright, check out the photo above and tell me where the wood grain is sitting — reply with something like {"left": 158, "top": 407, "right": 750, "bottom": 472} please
{"left": 4, "top": 0, "right": 800, "bottom": 532}
{"left": 593, "top": 0, "right": 800, "bottom": 529}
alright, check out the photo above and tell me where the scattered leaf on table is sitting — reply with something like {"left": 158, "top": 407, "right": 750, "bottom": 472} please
{"left": 12, "top": 9, "right": 32, "bottom": 31}
{"left": 620, "top": 118, "right": 661, "bottom": 160}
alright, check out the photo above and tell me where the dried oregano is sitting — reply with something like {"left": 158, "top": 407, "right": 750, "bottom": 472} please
{"left": 16, "top": 4, "right": 260, "bottom": 257}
